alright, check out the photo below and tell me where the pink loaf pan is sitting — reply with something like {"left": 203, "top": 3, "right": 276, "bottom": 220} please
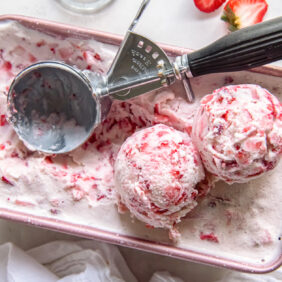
{"left": 0, "top": 14, "right": 281, "bottom": 274}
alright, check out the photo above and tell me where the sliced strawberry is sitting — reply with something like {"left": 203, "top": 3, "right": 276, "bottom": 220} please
{"left": 194, "top": 0, "right": 227, "bottom": 13}
{"left": 221, "top": 0, "right": 268, "bottom": 31}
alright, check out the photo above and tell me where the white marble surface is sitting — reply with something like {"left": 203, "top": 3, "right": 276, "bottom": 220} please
{"left": 0, "top": 1, "right": 281, "bottom": 281}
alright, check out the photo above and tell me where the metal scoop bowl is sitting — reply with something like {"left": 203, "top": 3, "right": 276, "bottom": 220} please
{"left": 8, "top": 62, "right": 105, "bottom": 153}
{"left": 7, "top": 0, "right": 282, "bottom": 154}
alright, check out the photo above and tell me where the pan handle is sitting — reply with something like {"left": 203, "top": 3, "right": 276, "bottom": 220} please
{"left": 186, "top": 17, "right": 282, "bottom": 77}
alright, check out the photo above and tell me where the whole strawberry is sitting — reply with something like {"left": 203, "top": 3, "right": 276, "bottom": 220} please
{"left": 221, "top": 0, "right": 268, "bottom": 31}
{"left": 194, "top": 0, "right": 226, "bottom": 13}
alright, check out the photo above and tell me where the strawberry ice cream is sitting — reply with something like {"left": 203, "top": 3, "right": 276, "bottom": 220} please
{"left": 192, "top": 84, "right": 282, "bottom": 183}
{"left": 114, "top": 124, "right": 207, "bottom": 236}
{"left": 0, "top": 19, "right": 281, "bottom": 267}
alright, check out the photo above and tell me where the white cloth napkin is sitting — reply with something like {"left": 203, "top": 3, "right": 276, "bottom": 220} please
{"left": 27, "top": 240, "right": 137, "bottom": 282}
{"left": 0, "top": 240, "right": 184, "bottom": 282}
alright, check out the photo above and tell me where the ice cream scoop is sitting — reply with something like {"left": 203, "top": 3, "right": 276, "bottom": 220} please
{"left": 7, "top": 0, "right": 282, "bottom": 153}
{"left": 192, "top": 84, "right": 282, "bottom": 183}
{"left": 114, "top": 124, "right": 208, "bottom": 237}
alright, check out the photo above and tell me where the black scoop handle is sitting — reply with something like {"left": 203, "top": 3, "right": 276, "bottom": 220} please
{"left": 187, "top": 17, "right": 282, "bottom": 77}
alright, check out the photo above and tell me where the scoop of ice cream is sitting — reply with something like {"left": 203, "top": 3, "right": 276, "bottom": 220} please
{"left": 114, "top": 124, "right": 206, "bottom": 232}
{"left": 192, "top": 84, "right": 282, "bottom": 184}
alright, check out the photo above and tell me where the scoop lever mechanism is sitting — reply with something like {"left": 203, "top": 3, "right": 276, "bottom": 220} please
{"left": 99, "top": 0, "right": 195, "bottom": 102}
